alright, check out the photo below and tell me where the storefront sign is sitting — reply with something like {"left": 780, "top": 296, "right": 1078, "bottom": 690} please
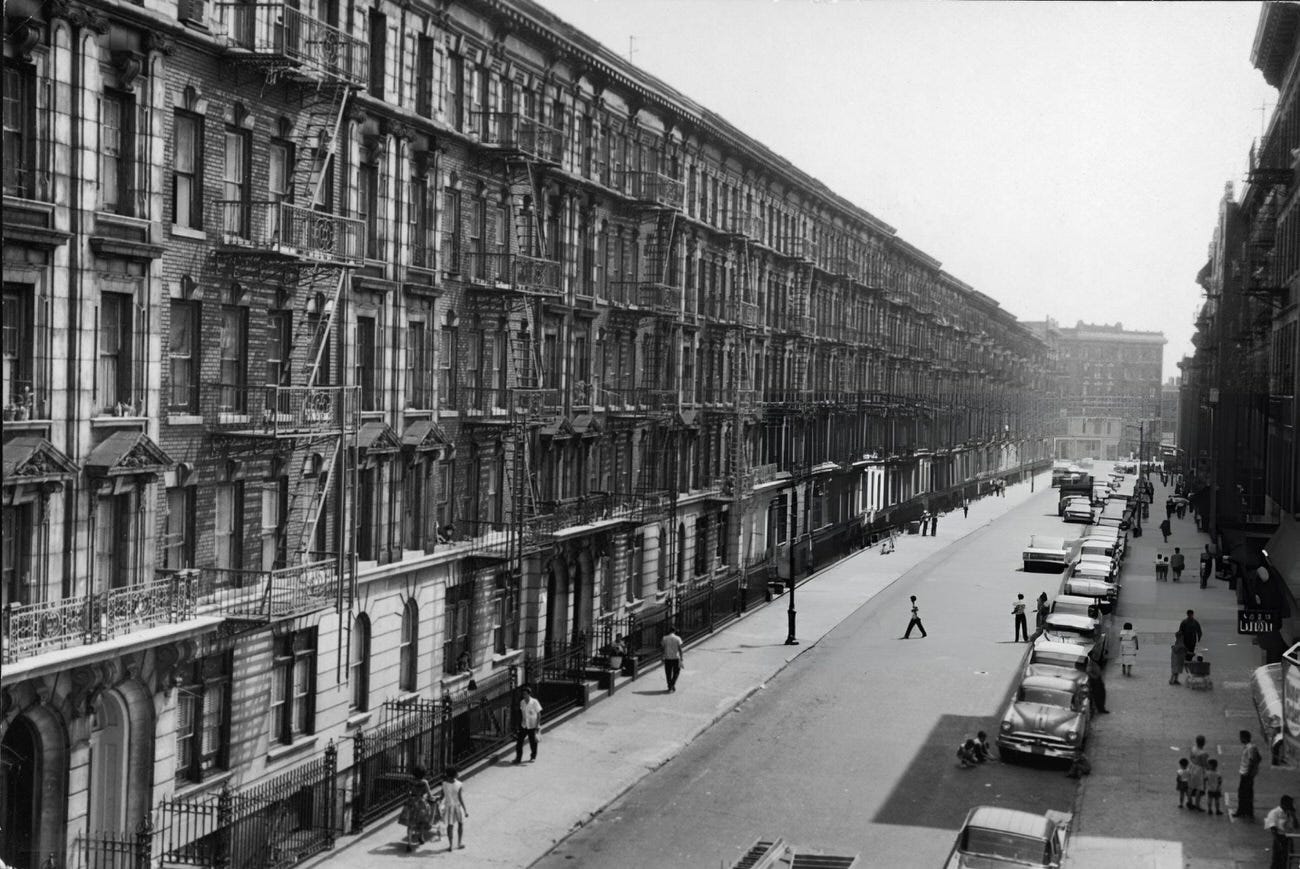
{"left": 1237, "top": 608, "right": 1283, "bottom": 634}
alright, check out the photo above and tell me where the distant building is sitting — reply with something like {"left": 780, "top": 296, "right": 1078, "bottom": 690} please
{"left": 1022, "top": 318, "right": 1166, "bottom": 460}
{"left": 1161, "top": 377, "right": 1181, "bottom": 446}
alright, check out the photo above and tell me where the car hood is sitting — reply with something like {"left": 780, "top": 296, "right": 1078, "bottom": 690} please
{"left": 1039, "top": 631, "right": 1097, "bottom": 653}
{"left": 1004, "top": 701, "right": 1084, "bottom": 733}
{"left": 949, "top": 854, "right": 1049, "bottom": 869}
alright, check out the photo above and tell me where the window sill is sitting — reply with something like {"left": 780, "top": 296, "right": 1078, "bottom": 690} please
{"left": 441, "top": 671, "right": 473, "bottom": 693}
{"left": 173, "top": 769, "right": 234, "bottom": 801}
{"left": 491, "top": 648, "right": 523, "bottom": 669}
{"left": 92, "top": 415, "right": 148, "bottom": 428}
{"left": 167, "top": 413, "right": 203, "bottom": 426}
{"left": 346, "top": 710, "right": 374, "bottom": 730}
{"left": 624, "top": 598, "right": 645, "bottom": 613}
{"left": 267, "top": 735, "right": 318, "bottom": 764}
{"left": 169, "top": 225, "right": 207, "bottom": 241}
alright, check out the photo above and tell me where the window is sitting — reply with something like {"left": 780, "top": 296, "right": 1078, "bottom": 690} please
{"left": 175, "top": 652, "right": 232, "bottom": 782}
{"left": 163, "top": 486, "right": 196, "bottom": 571}
{"left": 261, "top": 477, "right": 287, "bottom": 571}
{"left": 172, "top": 111, "right": 204, "bottom": 229}
{"left": 407, "top": 323, "right": 433, "bottom": 408}
{"left": 464, "top": 330, "right": 480, "bottom": 409}
{"left": 214, "top": 482, "right": 245, "bottom": 571}
{"left": 95, "top": 493, "right": 135, "bottom": 590}
{"left": 443, "top": 581, "right": 473, "bottom": 674}
{"left": 1, "top": 505, "right": 34, "bottom": 608}
{"left": 492, "top": 575, "right": 518, "bottom": 654}
{"left": 717, "top": 511, "right": 728, "bottom": 565}
{"left": 368, "top": 10, "right": 386, "bottom": 100}
{"left": 449, "top": 54, "right": 464, "bottom": 130}
{"left": 98, "top": 292, "right": 133, "bottom": 412}
{"left": 486, "top": 451, "right": 503, "bottom": 528}
{"left": 399, "top": 600, "right": 419, "bottom": 692}
{"left": 268, "top": 138, "right": 293, "bottom": 239}
{"left": 349, "top": 613, "right": 370, "bottom": 711}
{"left": 266, "top": 310, "right": 292, "bottom": 412}
{"left": 223, "top": 126, "right": 251, "bottom": 237}
{"left": 3, "top": 62, "right": 35, "bottom": 198}
{"left": 694, "top": 515, "right": 709, "bottom": 576}
{"left": 416, "top": 35, "right": 435, "bottom": 117}
{"left": 100, "top": 90, "right": 138, "bottom": 215}
{"left": 168, "top": 300, "right": 200, "bottom": 412}
{"left": 403, "top": 462, "right": 429, "bottom": 550}
{"left": 269, "top": 629, "right": 317, "bottom": 744}
{"left": 441, "top": 188, "right": 461, "bottom": 273}
{"left": 409, "top": 173, "right": 432, "bottom": 268}
{"left": 218, "top": 304, "right": 248, "bottom": 413}
{"left": 359, "top": 161, "right": 379, "bottom": 259}
{"left": 2, "top": 284, "right": 33, "bottom": 410}
{"left": 439, "top": 323, "right": 456, "bottom": 408}
{"left": 625, "top": 533, "right": 642, "bottom": 602}
{"left": 435, "top": 460, "right": 453, "bottom": 534}
{"left": 356, "top": 315, "right": 377, "bottom": 411}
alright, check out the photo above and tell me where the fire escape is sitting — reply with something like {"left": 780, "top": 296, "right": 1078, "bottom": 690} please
{"left": 460, "top": 109, "right": 566, "bottom": 580}
{"left": 202, "top": 0, "right": 368, "bottom": 628}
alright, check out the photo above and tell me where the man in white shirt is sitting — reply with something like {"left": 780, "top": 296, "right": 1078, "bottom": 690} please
{"left": 514, "top": 686, "right": 543, "bottom": 764}
{"left": 661, "top": 625, "right": 684, "bottom": 692}
{"left": 1264, "top": 795, "right": 1296, "bottom": 869}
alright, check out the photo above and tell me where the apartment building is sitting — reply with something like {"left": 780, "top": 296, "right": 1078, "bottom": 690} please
{"left": 0, "top": 0, "right": 1049, "bottom": 865}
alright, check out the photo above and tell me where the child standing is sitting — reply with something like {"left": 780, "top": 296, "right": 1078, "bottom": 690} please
{"left": 441, "top": 766, "right": 469, "bottom": 851}
{"left": 1119, "top": 622, "right": 1139, "bottom": 676}
{"left": 1155, "top": 554, "right": 1169, "bottom": 582}
{"left": 1177, "top": 758, "right": 1191, "bottom": 808}
{"left": 1204, "top": 759, "right": 1223, "bottom": 815}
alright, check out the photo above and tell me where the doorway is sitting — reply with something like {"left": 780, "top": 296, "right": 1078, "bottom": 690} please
{"left": 88, "top": 691, "right": 129, "bottom": 835}
{"left": 1, "top": 717, "right": 40, "bottom": 869}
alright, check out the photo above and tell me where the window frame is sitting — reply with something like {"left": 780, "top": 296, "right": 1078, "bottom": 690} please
{"left": 172, "top": 109, "right": 204, "bottom": 229}
{"left": 163, "top": 485, "right": 197, "bottom": 571}
{"left": 98, "top": 291, "right": 134, "bottom": 413}
{"left": 2, "top": 60, "right": 36, "bottom": 199}
{"left": 175, "top": 652, "right": 233, "bottom": 783}
{"left": 218, "top": 303, "right": 249, "bottom": 413}
{"left": 2, "top": 283, "right": 34, "bottom": 410}
{"left": 168, "top": 299, "right": 200, "bottom": 413}
{"left": 399, "top": 599, "right": 419, "bottom": 692}
{"left": 349, "top": 612, "right": 371, "bottom": 711}
{"left": 270, "top": 629, "right": 317, "bottom": 744}
{"left": 1, "top": 503, "right": 34, "bottom": 608}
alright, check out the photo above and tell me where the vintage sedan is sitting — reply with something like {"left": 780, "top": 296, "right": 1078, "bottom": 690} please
{"left": 1036, "top": 612, "right": 1108, "bottom": 666}
{"left": 1061, "top": 498, "right": 1094, "bottom": 524}
{"left": 1023, "top": 535, "right": 1071, "bottom": 572}
{"left": 1024, "top": 639, "right": 1102, "bottom": 684}
{"left": 943, "top": 805, "right": 1072, "bottom": 868}
{"left": 997, "top": 673, "right": 1092, "bottom": 760}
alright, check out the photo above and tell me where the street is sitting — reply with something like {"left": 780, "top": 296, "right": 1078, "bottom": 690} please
{"left": 533, "top": 486, "right": 1080, "bottom": 869}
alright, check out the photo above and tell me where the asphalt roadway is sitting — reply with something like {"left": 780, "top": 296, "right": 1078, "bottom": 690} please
{"left": 532, "top": 485, "right": 1081, "bottom": 869}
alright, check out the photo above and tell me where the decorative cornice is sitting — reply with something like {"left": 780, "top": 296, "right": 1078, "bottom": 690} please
{"left": 144, "top": 31, "right": 175, "bottom": 55}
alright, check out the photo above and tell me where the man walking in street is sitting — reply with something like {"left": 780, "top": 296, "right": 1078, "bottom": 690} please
{"left": 903, "top": 595, "right": 927, "bottom": 638}
{"left": 1200, "top": 544, "right": 1214, "bottom": 588}
{"left": 919, "top": 510, "right": 930, "bottom": 536}
{"left": 1159, "top": 517, "right": 1171, "bottom": 543}
{"left": 1179, "top": 609, "right": 1203, "bottom": 656}
{"left": 1170, "top": 547, "right": 1186, "bottom": 582}
{"left": 514, "top": 686, "right": 543, "bottom": 764}
{"left": 930, "top": 512, "right": 938, "bottom": 536}
{"left": 1234, "top": 730, "right": 1264, "bottom": 820}
{"left": 1013, "top": 594, "right": 1029, "bottom": 643}
{"left": 962, "top": 500, "right": 969, "bottom": 519}
{"left": 661, "top": 625, "right": 684, "bottom": 692}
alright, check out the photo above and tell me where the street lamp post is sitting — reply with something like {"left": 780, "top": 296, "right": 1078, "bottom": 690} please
{"left": 786, "top": 487, "right": 799, "bottom": 646}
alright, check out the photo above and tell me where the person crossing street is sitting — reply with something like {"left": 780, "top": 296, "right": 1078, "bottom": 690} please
{"left": 903, "top": 595, "right": 928, "bottom": 638}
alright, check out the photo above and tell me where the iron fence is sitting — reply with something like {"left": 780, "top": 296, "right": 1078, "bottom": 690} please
{"left": 525, "top": 644, "right": 587, "bottom": 722}
{"left": 351, "top": 699, "right": 450, "bottom": 831}
{"left": 73, "top": 818, "right": 153, "bottom": 869}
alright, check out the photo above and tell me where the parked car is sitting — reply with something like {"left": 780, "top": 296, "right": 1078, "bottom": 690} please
{"left": 1090, "top": 483, "right": 1110, "bottom": 507}
{"left": 1062, "top": 575, "right": 1117, "bottom": 613}
{"left": 1072, "top": 553, "right": 1117, "bottom": 581}
{"left": 1023, "top": 535, "right": 1071, "bottom": 572}
{"left": 943, "top": 805, "right": 1072, "bottom": 868}
{"left": 997, "top": 673, "right": 1092, "bottom": 760}
{"left": 1036, "top": 613, "right": 1108, "bottom": 666}
{"left": 1049, "top": 594, "right": 1104, "bottom": 622}
{"left": 1024, "top": 639, "right": 1102, "bottom": 684}
{"left": 1082, "top": 529, "right": 1126, "bottom": 560}
{"left": 1077, "top": 537, "right": 1121, "bottom": 566}
{"left": 1061, "top": 498, "right": 1094, "bottom": 524}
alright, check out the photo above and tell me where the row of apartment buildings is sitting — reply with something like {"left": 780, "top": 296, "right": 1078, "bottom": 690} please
{"left": 0, "top": 0, "right": 1051, "bottom": 865}
{"left": 1179, "top": 2, "right": 1299, "bottom": 666}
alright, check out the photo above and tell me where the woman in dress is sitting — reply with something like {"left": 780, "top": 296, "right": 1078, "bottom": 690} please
{"left": 441, "top": 765, "right": 469, "bottom": 851}
{"left": 1170, "top": 634, "right": 1186, "bottom": 685}
{"left": 1187, "top": 735, "right": 1210, "bottom": 812}
{"left": 400, "top": 766, "right": 436, "bottom": 851}
{"left": 1119, "top": 622, "right": 1139, "bottom": 677}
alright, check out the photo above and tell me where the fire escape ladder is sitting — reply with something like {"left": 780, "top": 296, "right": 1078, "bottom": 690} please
{"left": 304, "top": 269, "right": 347, "bottom": 387}
{"left": 510, "top": 159, "right": 545, "bottom": 258}
{"left": 301, "top": 84, "right": 350, "bottom": 208}
{"left": 295, "top": 437, "right": 342, "bottom": 560}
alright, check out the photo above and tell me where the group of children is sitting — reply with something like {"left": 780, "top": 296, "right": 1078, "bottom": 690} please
{"left": 1175, "top": 735, "right": 1224, "bottom": 815}
{"left": 956, "top": 731, "right": 995, "bottom": 768}
{"left": 400, "top": 765, "right": 470, "bottom": 852}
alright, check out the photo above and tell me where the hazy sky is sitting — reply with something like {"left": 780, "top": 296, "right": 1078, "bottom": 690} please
{"left": 535, "top": 0, "right": 1276, "bottom": 376}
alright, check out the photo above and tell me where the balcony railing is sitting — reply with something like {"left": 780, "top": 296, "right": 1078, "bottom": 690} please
{"left": 462, "top": 252, "right": 562, "bottom": 297}
{"left": 625, "top": 171, "right": 684, "bottom": 210}
{"left": 198, "top": 557, "right": 340, "bottom": 622}
{"left": 729, "top": 213, "right": 764, "bottom": 240}
{"left": 213, "top": 1, "right": 369, "bottom": 85}
{"left": 219, "top": 201, "right": 364, "bottom": 265}
{"left": 457, "top": 385, "right": 507, "bottom": 414}
{"left": 3, "top": 572, "right": 199, "bottom": 664}
{"left": 468, "top": 112, "right": 564, "bottom": 163}
{"left": 206, "top": 384, "right": 359, "bottom": 436}
{"left": 783, "top": 238, "right": 818, "bottom": 262}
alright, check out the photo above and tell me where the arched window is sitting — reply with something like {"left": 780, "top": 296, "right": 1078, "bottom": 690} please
{"left": 400, "top": 600, "right": 419, "bottom": 693}
{"left": 349, "top": 613, "right": 371, "bottom": 711}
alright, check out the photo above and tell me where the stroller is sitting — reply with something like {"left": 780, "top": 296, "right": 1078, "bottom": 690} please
{"left": 1184, "top": 657, "right": 1212, "bottom": 690}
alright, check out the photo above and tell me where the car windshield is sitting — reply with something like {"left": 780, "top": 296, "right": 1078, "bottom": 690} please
{"left": 961, "top": 828, "right": 1050, "bottom": 864}
{"left": 1020, "top": 685, "right": 1073, "bottom": 706}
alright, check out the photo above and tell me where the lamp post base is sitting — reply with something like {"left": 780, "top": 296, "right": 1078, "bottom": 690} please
{"left": 785, "top": 609, "right": 798, "bottom": 645}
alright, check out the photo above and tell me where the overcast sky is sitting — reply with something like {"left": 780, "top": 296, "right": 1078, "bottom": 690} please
{"left": 535, "top": 0, "right": 1276, "bottom": 377}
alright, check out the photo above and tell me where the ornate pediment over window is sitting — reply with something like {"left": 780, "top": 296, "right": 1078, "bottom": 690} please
{"left": 2, "top": 436, "right": 79, "bottom": 504}
{"left": 355, "top": 422, "right": 402, "bottom": 468}
{"left": 402, "top": 420, "right": 451, "bottom": 456}
{"left": 83, "top": 431, "right": 175, "bottom": 485}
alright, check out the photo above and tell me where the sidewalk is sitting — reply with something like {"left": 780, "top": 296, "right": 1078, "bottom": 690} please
{"left": 1065, "top": 475, "right": 1294, "bottom": 869}
{"left": 309, "top": 477, "right": 1047, "bottom": 869}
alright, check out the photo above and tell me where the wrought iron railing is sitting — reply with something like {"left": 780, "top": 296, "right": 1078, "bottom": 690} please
{"left": 197, "top": 558, "right": 340, "bottom": 622}
{"left": 205, "top": 384, "right": 358, "bottom": 435}
{"left": 213, "top": 1, "right": 369, "bottom": 85}
{"left": 729, "top": 213, "right": 764, "bottom": 239}
{"left": 467, "top": 112, "right": 564, "bottom": 163}
{"left": 625, "top": 171, "right": 684, "bottom": 210}
{"left": 461, "top": 251, "right": 562, "bottom": 296}
{"left": 218, "top": 201, "right": 364, "bottom": 265}
{"left": 607, "top": 281, "right": 682, "bottom": 314}
{"left": 3, "top": 572, "right": 198, "bottom": 664}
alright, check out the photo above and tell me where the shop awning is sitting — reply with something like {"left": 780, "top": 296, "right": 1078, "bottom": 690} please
{"left": 84, "top": 431, "right": 174, "bottom": 478}
{"left": 2, "top": 436, "right": 79, "bottom": 485}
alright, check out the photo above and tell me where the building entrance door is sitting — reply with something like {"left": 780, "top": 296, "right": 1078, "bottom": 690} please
{"left": 88, "top": 691, "right": 129, "bottom": 835}
{"left": 0, "top": 717, "right": 39, "bottom": 869}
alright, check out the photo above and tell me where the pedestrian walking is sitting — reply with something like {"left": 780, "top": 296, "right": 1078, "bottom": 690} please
{"left": 399, "top": 766, "right": 438, "bottom": 851}
{"left": 1234, "top": 729, "right": 1263, "bottom": 820}
{"left": 1155, "top": 553, "right": 1169, "bottom": 582}
{"left": 1033, "top": 592, "right": 1050, "bottom": 638}
{"left": 1166, "top": 497, "right": 1175, "bottom": 520}
{"left": 1205, "top": 759, "right": 1224, "bottom": 815}
{"left": 930, "top": 512, "right": 938, "bottom": 536}
{"left": 1177, "top": 758, "right": 1191, "bottom": 808}
{"left": 1188, "top": 735, "right": 1210, "bottom": 811}
{"left": 1170, "top": 634, "right": 1187, "bottom": 685}
{"left": 903, "top": 595, "right": 928, "bottom": 638}
{"left": 1177, "top": 501, "right": 1187, "bottom": 519}
{"left": 918, "top": 510, "right": 928, "bottom": 536}
{"left": 1264, "top": 795, "right": 1298, "bottom": 869}
{"left": 1200, "top": 544, "right": 1214, "bottom": 588}
{"left": 962, "top": 499, "right": 969, "bottom": 519}
{"left": 1178, "top": 609, "right": 1202, "bottom": 657}
{"left": 514, "top": 686, "right": 543, "bottom": 764}
{"left": 1012, "top": 594, "right": 1029, "bottom": 643}
{"left": 661, "top": 624, "right": 684, "bottom": 692}
{"left": 1170, "top": 547, "right": 1186, "bottom": 582}
{"left": 1159, "top": 517, "right": 1171, "bottom": 543}
{"left": 440, "top": 766, "right": 468, "bottom": 851}
{"left": 1119, "top": 622, "right": 1139, "bottom": 676}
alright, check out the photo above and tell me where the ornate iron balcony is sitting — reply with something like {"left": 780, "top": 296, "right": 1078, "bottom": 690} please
{"left": 218, "top": 201, "right": 364, "bottom": 265}
{"left": 469, "top": 112, "right": 564, "bottom": 163}
{"left": 205, "top": 384, "right": 358, "bottom": 436}
{"left": 213, "top": 1, "right": 369, "bottom": 85}
{"left": 627, "top": 171, "right": 684, "bottom": 209}
{"left": 198, "top": 557, "right": 340, "bottom": 622}
{"left": 462, "top": 252, "right": 562, "bottom": 297}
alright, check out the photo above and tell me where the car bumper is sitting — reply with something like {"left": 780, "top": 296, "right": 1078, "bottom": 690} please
{"left": 997, "top": 734, "right": 1081, "bottom": 759}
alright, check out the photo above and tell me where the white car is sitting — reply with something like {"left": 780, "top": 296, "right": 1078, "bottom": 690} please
{"left": 1023, "top": 535, "right": 1070, "bottom": 572}
{"left": 1072, "top": 553, "right": 1117, "bottom": 581}
{"left": 1062, "top": 499, "right": 1094, "bottom": 524}
{"left": 1037, "top": 612, "right": 1108, "bottom": 666}
{"left": 944, "top": 806, "right": 1072, "bottom": 868}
